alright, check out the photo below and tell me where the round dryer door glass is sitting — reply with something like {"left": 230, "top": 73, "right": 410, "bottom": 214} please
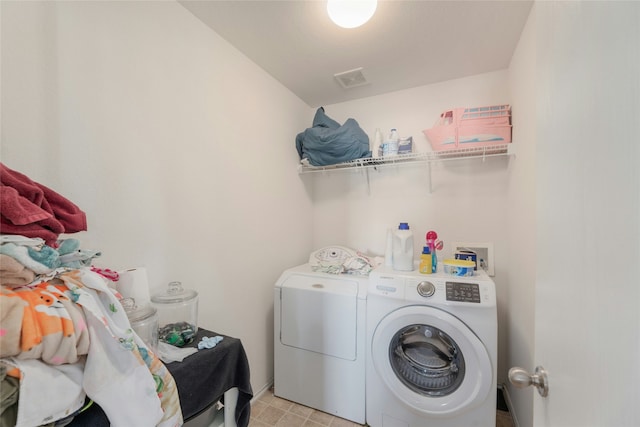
{"left": 389, "top": 324, "right": 465, "bottom": 396}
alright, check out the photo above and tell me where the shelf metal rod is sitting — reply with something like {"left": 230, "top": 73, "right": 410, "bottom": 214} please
{"left": 298, "top": 145, "right": 510, "bottom": 174}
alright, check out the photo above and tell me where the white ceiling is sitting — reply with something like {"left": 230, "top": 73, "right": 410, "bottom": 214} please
{"left": 179, "top": 0, "right": 533, "bottom": 108}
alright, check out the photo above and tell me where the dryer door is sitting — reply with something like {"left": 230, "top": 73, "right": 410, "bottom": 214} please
{"left": 280, "top": 274, "right": 359, "bottom": 360}
{"left": 371, "top": 305, "right": 492, "bottom": 416}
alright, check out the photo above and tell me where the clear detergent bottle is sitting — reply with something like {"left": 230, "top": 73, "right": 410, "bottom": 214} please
{"left": 384, "top": 228, "right": 394, "bottom": 266}
{"left": 383, "top": 128, "right": 399, "bottom": 157}
{"left": 392, "top": 222, "right": 414, "bottom": 271}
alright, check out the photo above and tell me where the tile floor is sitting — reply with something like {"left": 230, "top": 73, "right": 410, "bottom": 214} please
{"left": 249, "top": 388, "right": 515, "bottom": 427}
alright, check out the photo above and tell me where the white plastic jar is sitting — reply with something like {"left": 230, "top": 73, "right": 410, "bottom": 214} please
{"left": 392, "top": 222, "right": 414, "bottom": 271}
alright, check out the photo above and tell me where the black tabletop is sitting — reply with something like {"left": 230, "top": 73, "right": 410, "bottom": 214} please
{"left": 69, "top": 329, "right": 252, "bottom": 426}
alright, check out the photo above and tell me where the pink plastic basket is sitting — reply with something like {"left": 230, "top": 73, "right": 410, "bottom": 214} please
{"left": 423, "top": 105, "right": 512, "bottom": 151}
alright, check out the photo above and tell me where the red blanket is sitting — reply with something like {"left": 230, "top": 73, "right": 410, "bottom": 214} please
{"left": 0, "top": 163, "right": 87, "bottom": 246}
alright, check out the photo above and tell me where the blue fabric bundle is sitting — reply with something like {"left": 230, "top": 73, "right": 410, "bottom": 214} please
{"left": 296, "top": 107, "right": 371, "bottom": 166}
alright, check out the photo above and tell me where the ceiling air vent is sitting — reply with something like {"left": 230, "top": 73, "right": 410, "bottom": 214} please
{"left": 334, "top": 67, "right": 369, "bottom": 89}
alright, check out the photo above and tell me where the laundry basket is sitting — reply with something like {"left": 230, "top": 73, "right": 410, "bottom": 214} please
{"left": 423, "top": 105, "right": 512, "bottom": 151}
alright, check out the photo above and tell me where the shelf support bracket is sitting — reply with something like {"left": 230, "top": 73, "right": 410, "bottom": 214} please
{"left": 365, "top": 167, "right": 371, "bottom": 196}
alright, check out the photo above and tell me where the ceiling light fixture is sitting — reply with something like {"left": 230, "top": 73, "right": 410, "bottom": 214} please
{"left": 327, "top": 0, "right": 377, "bottom": 29}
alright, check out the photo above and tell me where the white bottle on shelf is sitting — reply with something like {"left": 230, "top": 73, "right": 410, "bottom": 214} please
{"left": 373, "top": 128, "right": 383, "bottom": 158}
{"left": 383, "top": 128, "right": 399, "bottom": 157}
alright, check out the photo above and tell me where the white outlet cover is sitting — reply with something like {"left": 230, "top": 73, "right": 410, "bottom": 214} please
{"left": 451, "top": 242, "right": 495, "bottom": 276}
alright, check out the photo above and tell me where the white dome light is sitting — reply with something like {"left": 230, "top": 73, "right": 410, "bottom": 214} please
{"left": 327, "top": 0, "right": 377, "bottom": 29}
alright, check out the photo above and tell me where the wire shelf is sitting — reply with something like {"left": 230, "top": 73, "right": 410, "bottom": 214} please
{"left": 297, "top": 145, "right": 511, "bottom": 174}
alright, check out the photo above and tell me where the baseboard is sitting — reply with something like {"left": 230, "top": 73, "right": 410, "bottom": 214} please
{"left": 251, "top": 380, "right": 274, "bottom": 404}
{"left": 497, "top": 383, "right": 519, "bottom": 427}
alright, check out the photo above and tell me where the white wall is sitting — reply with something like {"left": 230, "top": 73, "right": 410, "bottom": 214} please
{"left": 320, "top": 70, "right": 513, "bottom": 383}
{"left": 0, "top": 0, "right": 314, "bottom": 395}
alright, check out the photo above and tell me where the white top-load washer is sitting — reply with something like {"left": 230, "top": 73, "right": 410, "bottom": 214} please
{"left": 366, "top": 265, "right": 497, "bottom": 427}
{"left": 274, "top": 263, "right": 368, "bottom": 424}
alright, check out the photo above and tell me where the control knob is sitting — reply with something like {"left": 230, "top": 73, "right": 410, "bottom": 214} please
{"left": 417, "top": 281, "right": 436, "bottom": 297}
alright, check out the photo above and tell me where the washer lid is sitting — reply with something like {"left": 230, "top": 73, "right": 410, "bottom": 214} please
{"left": 280, "top": 273, "right": 359, "bottom": 297}
{"left": 371, "top": 305, "right": 493, "bottom": 416}
{"left": 275, "top": 263, "right": 368, "bottom": 299}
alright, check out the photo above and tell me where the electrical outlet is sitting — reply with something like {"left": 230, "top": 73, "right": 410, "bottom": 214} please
{"left": 451, "top": 242, "right": 495, "bottom": 276}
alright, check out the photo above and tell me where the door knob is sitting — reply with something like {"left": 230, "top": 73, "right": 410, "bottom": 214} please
{"left": 508, "top": 366, "right": 549, "bottom": 397}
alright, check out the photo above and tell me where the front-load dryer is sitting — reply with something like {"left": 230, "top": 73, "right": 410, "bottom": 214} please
{"left": 366, "top": 265, "right": 497, "bottom": 427}
{"left": 274, "top": 263, "right": 368, "bottom": 424}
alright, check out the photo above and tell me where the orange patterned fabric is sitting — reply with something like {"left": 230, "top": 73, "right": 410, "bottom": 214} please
{"left": 0, "top": 281, "right": 90, "bottom": 364}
